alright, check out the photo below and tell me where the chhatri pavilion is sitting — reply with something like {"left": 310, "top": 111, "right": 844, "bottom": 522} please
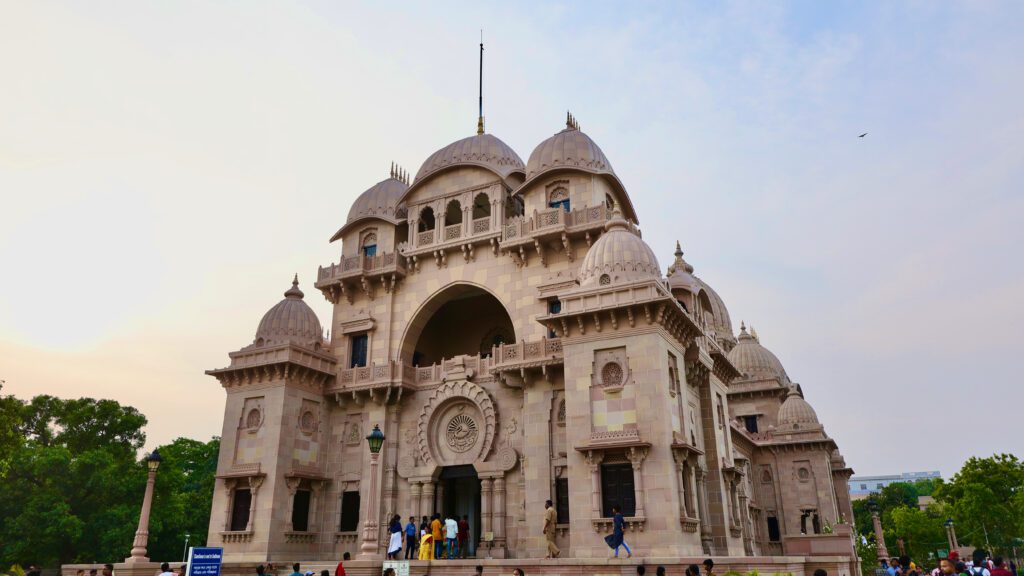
{"left": 203, "top": 113, "right": 858, "bottom": 574}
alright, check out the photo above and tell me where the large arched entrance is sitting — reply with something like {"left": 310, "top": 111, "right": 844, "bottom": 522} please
{"left": 402, "top": 283, "right": 516, "bottom": 366}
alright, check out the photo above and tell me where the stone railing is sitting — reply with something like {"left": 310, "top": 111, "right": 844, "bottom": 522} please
{"left": 284, "top": 531, "right": 317, "bottom": 544}
{"left": 444, "top": 223, "right": 462, "bottom": 241}
{"left": 472, "top": 217, "right": 490, "bottom": 234}
{"left": 490, "top": 337, "right": 563, "bottom": 371}
{"left": 317, "top": 251, "right": 405, "bottom": 283}
{"left": 220, "top": 531, "right": 253, "bottom": 543}
{"left": 329, "top": 354, "right": 498, "bottom": 393}
{"left": 592, "top": 516, "right": 646, "bottom": 533}
{"left": 501, "top": 204, "right": 638, "bottom": 245}
{"left": 416, "top": 229, "right": 435, "bottom": 246}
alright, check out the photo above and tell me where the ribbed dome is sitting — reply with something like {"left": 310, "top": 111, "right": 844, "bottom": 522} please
{"left": 778, "top": 387, "right": 820, "bottom": 426}
{"left": 727, "top": 323, "right": 790, "bottom": 383}
{"left": 696, "top": 277, "right": 736, "bottom": 349}
{"left": 525, "top": 124, "right": 615, "bottom": 181}
{"left": 414, "top": 133, "right": 524, "bottom": 183}
{"left": 578, "top": 210, "right": 661, "bottom": 288}
{"left": 254, "top": 276, "right": 323, "bottom": 348}
{"left": 346, "top": 177, "right": 407, "bottom": 224}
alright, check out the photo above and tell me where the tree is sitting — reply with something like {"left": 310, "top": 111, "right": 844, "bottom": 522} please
{"left": 935, "top": 454, "right": 1024, "bottom": 554}
{"left": 146, "top": 437, "right": 220, "bottom": 562}
{"left": 890, "top": 505, "right": 947, "bottom": 564}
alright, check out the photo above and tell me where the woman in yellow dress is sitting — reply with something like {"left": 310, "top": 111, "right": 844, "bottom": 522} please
{"left": 418, "top": 531, "right": 434, "bottom": 560}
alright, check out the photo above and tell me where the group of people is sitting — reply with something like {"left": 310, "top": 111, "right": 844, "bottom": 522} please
{"left": 382, "top": 512, "right": 472, "bottom": 560}
{"left": 880, "top": 551, "right": 1019, "bottom": 576}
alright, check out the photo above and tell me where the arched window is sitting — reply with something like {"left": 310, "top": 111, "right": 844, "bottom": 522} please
{"left": 505, "top": 194, "right": 524, "bottom": 218}
{"left": 548, "top": 187, "right": 570, "bottom": 213}
{"left": 418, "top": 207, "right": 435, "bottom": 232}
{"left": 445, "top": 199, "right": 463, "bottom": 225}
{"left": 605, "top": 193, "right": 615, "bottom": 210}
{"left": 472, "top": 192, "right": 491, "bottom": 219}
{"left": 361, "top": 232, "right": 377, "bottom": 258}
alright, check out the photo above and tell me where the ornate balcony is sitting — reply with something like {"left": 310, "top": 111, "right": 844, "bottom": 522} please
{"left": 315, "top": 251, "right": 406, "bottom": 303}
{"left": 500, "top": 203, "right": 639, "bottom": 266}
{"left": 489, "top": 336, "right": 564, "bottom": 385}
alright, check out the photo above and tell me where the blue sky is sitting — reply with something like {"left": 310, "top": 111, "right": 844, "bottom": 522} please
{"left": 1, "top": 1, "right": 1022, "bottom": 477}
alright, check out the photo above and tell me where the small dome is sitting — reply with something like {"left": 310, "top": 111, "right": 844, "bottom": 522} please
{"left": 525, "top": 121, "right": 615, "bottom": 181}
{"left": 778, "top": 386, "right": 820, "bottom": 426}
{"left": 578, "top": 209, "right": 661, "bottom": 288}
{"left": 695, "top": 277, "right": 736, "bottom": 349}
{"left": 254, "top": 276, "right": 323, "bottom": 348}
{"left": 727, "top": 323, "right": 790, "bottom": 383}
{"left": 346, "top": 176, "right": 407, "bottom": 225}
{"left": 666, "top": 241, "right": 699, "bottom": 294}
{"left": 414, "top": 133, "right": 524, "bottom": 183}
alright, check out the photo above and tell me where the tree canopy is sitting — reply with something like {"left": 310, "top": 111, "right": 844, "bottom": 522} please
{"left": 0, "top": 385, "right": 218, "bottom": 568}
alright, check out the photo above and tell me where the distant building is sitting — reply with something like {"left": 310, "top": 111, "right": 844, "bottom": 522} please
{"left": 848, "top": 471, "right": 941, "bottom": 499}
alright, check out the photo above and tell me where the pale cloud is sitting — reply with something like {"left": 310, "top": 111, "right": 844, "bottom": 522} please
{"left": 1, "top": 1, "right": 1021, "bottom": 477}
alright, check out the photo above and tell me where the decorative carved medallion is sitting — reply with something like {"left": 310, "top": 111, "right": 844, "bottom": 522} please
{"left": 417, "top": 380, "right": 497, "bottom": 466}
{"left": 446, "top": 412, "right": 479, "bottom": 453}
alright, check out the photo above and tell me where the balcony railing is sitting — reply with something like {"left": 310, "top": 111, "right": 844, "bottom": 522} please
{"left": 416, "top": 230, "right": 435, "bottom": 246}
{"left": 444, "top": 223, "right": 462, "bottom": 241}
{"left": 490, "top": 337, "right": 563, "bottom": 371}
{"left": 501, "top": 204, "right": 636, "bottom": 246}
{"left": 316, "top": 251, "right": 405, "bottom": 283}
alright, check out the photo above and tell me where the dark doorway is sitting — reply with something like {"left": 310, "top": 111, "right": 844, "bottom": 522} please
{"left": 600, "top": 463, "right": 636, "bottom": 517}
{"left": 230, "top": 489, "right": 251, "bottom": 531}
{"left": 439, "top": 465, "right": 481, "bottom": 557}
{"left": 409, "top": 286, "right": 515, "bottom": 366}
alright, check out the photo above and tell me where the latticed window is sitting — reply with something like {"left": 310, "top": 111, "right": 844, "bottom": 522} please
{"left": 602, "top": 362, "right": 624, "bottom": 386}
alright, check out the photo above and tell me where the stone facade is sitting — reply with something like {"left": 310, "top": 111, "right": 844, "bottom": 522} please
{"left": 204, "top": 115, "right": 857, "bottom": 565}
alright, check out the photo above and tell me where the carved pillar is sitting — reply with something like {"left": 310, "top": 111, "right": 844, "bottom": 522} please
{"left": 685, "top": 463, "right": 697, "bottom": 516}
{"left": 435, "top": 482, "right": 445, "bottom": 514}
{"left": 739, "top": 487, "right": 753, "bottom": 555}
{"left": 480, "top": 477, "right": 494, "bottom": 545}
{"left": 421, "top": 481, "right": 435, "bottom": 518}
{"left": 674, "top": 457, "right": 688, "bottom": 520}
{"left": 246, "top": 476, "right": 263, "bottom": 532}
{"left": 493, "top": 476, "right": 506, "bottom": 546}
{"left": 587, "top": 451, "right": 604, "bottom": 519}
{"left": 696, "top": 468, "right": 713, "bottom": 554}
{"left": 285, "top": 477, "right": 301, "bottom": 532}
{"left": 627, "top": 447, "right": 648, "bottom": 519}
{"left": 872, "top": 511, "right": 889, "bottom": 559}
{"left": 222, "top": 478, "right": 236, "bottom": 531}
{"left": 358, "top": 451, "right": 382, "bottom": 558}
{"left": 310, "top": 481, "right": 323, "bottom": 532}
{"left": 410, "top": 481, "right": 422, "bottom": 520}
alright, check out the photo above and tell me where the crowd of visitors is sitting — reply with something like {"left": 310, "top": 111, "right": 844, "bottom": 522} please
{"left": 878, "top": 551, "right": 1019, "bottom": 576}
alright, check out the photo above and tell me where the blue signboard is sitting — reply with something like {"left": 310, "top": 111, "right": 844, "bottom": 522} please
{"left": 185, "top": 547, "right": 223, "bottom": 576}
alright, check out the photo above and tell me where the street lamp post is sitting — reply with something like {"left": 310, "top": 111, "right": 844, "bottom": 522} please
{"left": 358, "top": 425, "right": 385, "bottom": 559}
{"left": 126, "top": 450, "right": 163, "bottom": 563}
{"left": 182, "top": 533, "right": 191, "bottom": 562}
{"left": 945, "top": 519, "right": 957, "bottom": 554}
{"left": 869, "top": 498, "right": 890, "bottom": 561}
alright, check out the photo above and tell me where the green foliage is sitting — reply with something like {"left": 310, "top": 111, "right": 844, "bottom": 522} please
{"left": 935, "top": 454, "right": 1024, "bottom": 553}
{"left": 858, "top": 538, "right": 880, "bottom": 576}
{"left": 890, "top": 505, "right": 947, "bottom": 564}
{"left": 0, "top": 388, "right": 218, "bottom": 568}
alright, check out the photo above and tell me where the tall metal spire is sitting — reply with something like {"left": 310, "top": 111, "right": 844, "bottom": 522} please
{"left": 477, "top": 30, "right": 485, "bottom": 135}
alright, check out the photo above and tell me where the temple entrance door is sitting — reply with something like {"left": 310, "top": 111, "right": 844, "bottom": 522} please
{"left": 439, "top": 465, "right": 481, "bottom": 557}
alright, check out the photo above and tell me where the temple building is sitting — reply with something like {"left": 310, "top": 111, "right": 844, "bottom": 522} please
{"left": 205, "top": 114, "right": 857, "bottom": 567}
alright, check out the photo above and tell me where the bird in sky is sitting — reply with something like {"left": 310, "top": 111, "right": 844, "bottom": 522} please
{"left": 859, "top": 132, "right": 868, "bottom": 138}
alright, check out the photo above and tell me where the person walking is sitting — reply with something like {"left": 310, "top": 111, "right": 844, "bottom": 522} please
{"left": 458, "top": 514, "right": 471, "bottom": 558}
{"left": 418, "top": 529, "right": 434, "bottom": 560}
{"left": 405, "top": 516, "right": 419, "bottom": 560}
{"left": 386, "top": 514, "right": 403, "bottom": 560}
{"left": 603, "top": 505, "right": 631, "bottom": 558}
{"left": 159, "top": 563, "right": 175, "bottom": 576}
{"left": 288, "top": 564, "right": 303, "bottom": 576}
{"left": 686, "top": 564, "right": 701, "bottom": 576}
{"left": 543, "top": 500, "right": 560, "bottom": 559}
{"left": 445, "top": 513, "right": 459, "bottom": 559}
{"left": 704, "top": 559, "right": 717, "bottom": 576}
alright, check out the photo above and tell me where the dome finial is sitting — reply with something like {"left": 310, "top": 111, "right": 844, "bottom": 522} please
{"left": 671, "top": 240, "right": 694, "bottom": 274}
{"left": 740, "top": 320, "right": 747, "bottom": 334}
{"left": 750, "top": 325, "right": 759, "bottom": 342}
{"left": 390, "top": 162, "right": 395, "bottom": 179}
{"left": 603, "top": 200, "right": 629, "bottom": 232}
{"left": 284, "top": 274, "right": 304, "bottom": 299}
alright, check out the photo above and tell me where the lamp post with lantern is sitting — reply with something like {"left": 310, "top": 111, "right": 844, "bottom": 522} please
{"left": 126, "top": 450, "right": 163, "bottom": 563}
{"left": 945, "top": 518, "right": 959, "bottom": 554}
{"left": 358, "top": 424, "right": 385, "bottom": 559}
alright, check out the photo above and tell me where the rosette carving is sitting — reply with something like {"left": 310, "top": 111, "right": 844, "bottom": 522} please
{"left": 417, "top": 380, "right": 497, "bottom": 466}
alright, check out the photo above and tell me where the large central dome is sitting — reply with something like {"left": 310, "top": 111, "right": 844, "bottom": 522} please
{"left": 413, "top": 133, "right": 524, "bottom": 184}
